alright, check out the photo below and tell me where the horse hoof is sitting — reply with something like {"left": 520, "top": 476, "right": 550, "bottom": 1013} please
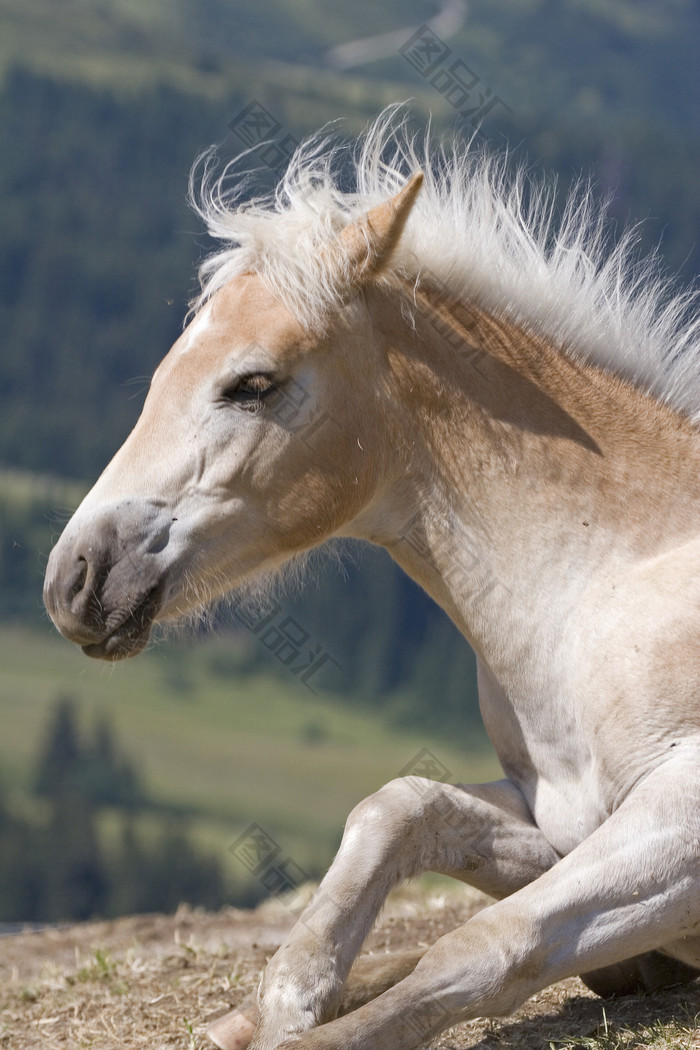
{"left": 207, "top": 1000, "right": 259, "bottom": 1050}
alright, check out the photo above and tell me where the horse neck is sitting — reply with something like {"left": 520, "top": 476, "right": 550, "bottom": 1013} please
{"left": 354, "top": 280, "right": 700, "bottom": 671}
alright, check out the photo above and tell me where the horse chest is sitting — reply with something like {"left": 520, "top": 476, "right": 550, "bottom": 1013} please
{"left": 476, "top": 659, "right": 612, "bottom": 854}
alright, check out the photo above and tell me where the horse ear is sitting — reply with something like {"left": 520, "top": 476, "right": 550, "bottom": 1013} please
{"left": 336, "top": 171, "right": 423, "bottom": 284}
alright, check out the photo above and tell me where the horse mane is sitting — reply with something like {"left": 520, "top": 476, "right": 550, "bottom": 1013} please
{"left": 189, "top": 105, "right": 700, "bottom": 422}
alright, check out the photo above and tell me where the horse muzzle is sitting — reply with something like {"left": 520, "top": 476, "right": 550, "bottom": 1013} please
{"left": 43, "top": 500, "right": 172, "bottom": 660}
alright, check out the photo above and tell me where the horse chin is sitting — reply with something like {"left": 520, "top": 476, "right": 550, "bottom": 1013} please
{"left": 81, "top": 628, "right": 152, "bottom": 661}
{"left": 79, "top": 585, "right": 163, "bottom": 661}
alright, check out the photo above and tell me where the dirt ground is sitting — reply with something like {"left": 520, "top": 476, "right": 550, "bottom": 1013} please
{"left": 1, "top": 884, "right": 699, "bottom": 1050}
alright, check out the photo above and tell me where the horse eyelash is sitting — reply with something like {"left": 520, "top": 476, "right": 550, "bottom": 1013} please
{"left": 220, "top": 373, "right": 278, "bottom": 408}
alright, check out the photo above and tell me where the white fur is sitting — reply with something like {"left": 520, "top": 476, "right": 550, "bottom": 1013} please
{"left": 189, "top": 105, "right": 700, "bottom": 422}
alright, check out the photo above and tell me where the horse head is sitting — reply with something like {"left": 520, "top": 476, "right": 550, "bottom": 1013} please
{"left": 43, "top": 175, "right": 423, "bottom": 659}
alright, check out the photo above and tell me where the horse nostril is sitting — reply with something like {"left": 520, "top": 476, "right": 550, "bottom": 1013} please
{"left": 68, "top": 557, "right": 88, "bottom": 600}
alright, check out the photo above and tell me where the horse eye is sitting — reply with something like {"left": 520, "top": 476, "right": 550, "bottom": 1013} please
{"left": 220, "top": 373, "right": 277, "bottom": 410}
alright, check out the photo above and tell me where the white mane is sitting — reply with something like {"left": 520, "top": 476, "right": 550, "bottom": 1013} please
{"left": 190, "top": 106, "right": 700, "bottom": 422}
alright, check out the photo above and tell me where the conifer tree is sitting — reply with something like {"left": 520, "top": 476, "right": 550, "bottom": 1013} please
{"left": 34, "top": 694, "right": 82, "bottom": 798}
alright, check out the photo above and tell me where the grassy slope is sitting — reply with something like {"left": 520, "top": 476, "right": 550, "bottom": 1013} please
{"left": 0, "top": 621, "right": 500, "bottom": 880}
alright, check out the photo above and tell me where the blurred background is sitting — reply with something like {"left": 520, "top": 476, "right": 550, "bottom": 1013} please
{"left": 0, "top": 0, "right": 698, "bottom": 925}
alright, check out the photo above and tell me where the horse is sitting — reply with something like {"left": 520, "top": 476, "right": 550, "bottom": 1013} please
{"left": 43, "top": 111, "right": 700, "bottom": 1050}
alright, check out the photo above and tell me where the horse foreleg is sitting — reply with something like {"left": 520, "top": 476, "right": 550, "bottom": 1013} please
{"left": 267, "top": 750, "right": 700, "bottom": 1050}
{"left": 220, "top": 776, "right": 557, "bottom": 1050}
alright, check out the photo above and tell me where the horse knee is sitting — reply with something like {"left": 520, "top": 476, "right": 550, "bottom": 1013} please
{"left": 345, "top": 777, "right": 438, "bottom": 837}
{"left": 341, "top": 778, "right": 443, "bottom": 875}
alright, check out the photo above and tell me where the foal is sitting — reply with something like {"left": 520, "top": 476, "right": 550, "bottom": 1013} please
{"left": 44, "top": 119, "right": 700, "bottom": 1050}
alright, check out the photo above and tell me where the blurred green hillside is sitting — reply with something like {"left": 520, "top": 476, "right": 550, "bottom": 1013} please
{"left": 1, "top": 0, "right": 698, "bottom": 134}
{"left": 0, "top": 0, "right": 698, "bottom": 918}
{"left": 1, "top": 0, "right": 697, "bottom": 479}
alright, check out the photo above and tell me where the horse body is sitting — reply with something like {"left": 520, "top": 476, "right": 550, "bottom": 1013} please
{"left": 355, "top": 284, "right": 700, "bottom": 855}
{"left": 43, "top": 120, "right": 700, "bottom": 1049}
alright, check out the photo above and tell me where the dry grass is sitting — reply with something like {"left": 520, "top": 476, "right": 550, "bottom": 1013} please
{"left": 1, "top": 885, "right": 698, "bottom": 1050}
